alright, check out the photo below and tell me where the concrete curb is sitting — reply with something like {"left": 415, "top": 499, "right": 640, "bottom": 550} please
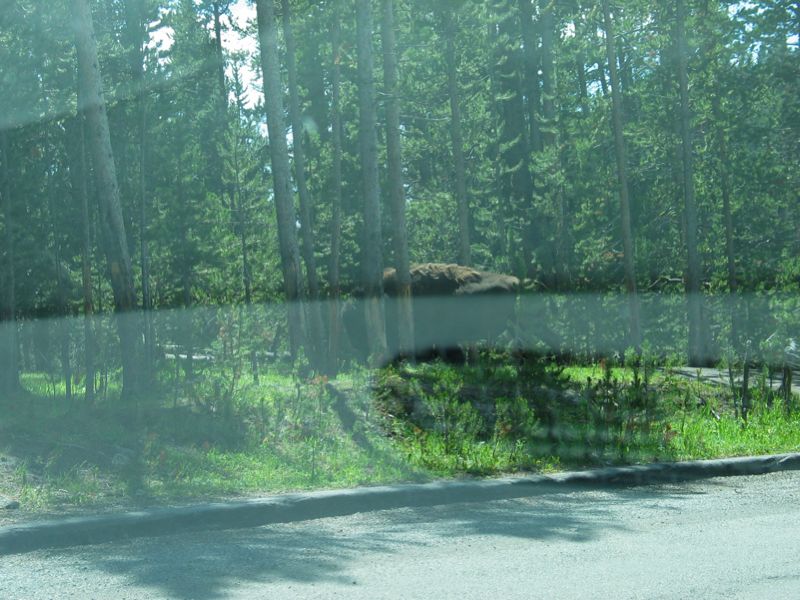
{"left": 2, "top": 452, "right": 799, "bottom": 555}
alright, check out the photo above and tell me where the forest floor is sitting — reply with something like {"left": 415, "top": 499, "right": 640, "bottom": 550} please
{"left": 2, "top": 358, "right": 799, "bottom": 526}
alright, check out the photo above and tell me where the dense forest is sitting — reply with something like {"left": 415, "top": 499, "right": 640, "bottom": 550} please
{"left": 0, "top": 0, "right": 798, "bottom": 405}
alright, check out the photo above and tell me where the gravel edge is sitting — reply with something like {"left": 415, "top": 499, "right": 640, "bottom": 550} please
{"left": 2, "top": 452, "right": 799, "bottom": 555}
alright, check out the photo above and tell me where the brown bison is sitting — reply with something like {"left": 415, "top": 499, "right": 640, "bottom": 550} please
{"left": 343, "top": 263, "right": 519, "bottom": 363}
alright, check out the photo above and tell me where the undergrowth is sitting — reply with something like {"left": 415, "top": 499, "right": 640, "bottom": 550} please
{"left": 375, "top": 350, "right": 800, "bottom": 474}
{"left": 1, "top": 350, "right": 798, "bottom": 514}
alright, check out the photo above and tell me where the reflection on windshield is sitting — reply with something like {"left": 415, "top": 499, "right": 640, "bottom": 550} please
{"left": 0, "top": 0, "right": 797, "bottom": 521}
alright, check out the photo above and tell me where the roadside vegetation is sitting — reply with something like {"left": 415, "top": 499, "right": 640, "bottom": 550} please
{"left": 379, "top": 352, "right": 800, "bottom": 474}
{"left": 2, "top": 348, "right": 797, "bottom": 516}
{"left": 1, "top": 365, "right": 418, "bottom": 512}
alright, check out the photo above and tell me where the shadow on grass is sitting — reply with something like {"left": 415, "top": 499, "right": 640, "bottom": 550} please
{"left": 0, "top": 381, "right": 428, "bottom": 518}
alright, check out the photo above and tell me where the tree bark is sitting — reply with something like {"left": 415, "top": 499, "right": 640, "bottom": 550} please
{"left": 66, "top": 114, "right": 95, "bottom": 405}
{"left": 73, "top": 0, "right": 142, "bottom": 402}
{"left": 231, "top": 121, "right": 257, "bottom": 380}
{"left": 124, "top": 0, "right": 154, "bottom": 387}
{"left": 576, "top": 54, "right": 589, "bottom": 116}
{"left": 212, "top": 1, "right": 228, "bottom": 107}
{"left": 282, "top": 0, "right": 326, "bottom": 369}
{"left": 255, "top": 0, "right": 307, "bottom": 360}
{"left": 711, "top": 91, "right": 739, "bottom": 351}
{"left": 574, "top": 2, "right": 590, "bottom": 117}
{"left": 676, "top": 0, "right": 706, "bottom": 366}
{"left": 518, "top": 0, "right": 542, "bottom": 153}
{"left": 492, "top": 0, "right": 534, "bottom": 279}
{"left": 137, "top": 93, "right": 154, "bottom": 384}
{"left": 228, "top": 65, "right": 258, "bottom": 380}
{"left": 44, "top": 121, "right": 73, "bottom": 404}
{"left": 231, "top": 86, "right": 253, "bottom": 306}
{"left": 602, "top": 0, "right": 642, "bottom": 350}
{"left": 327, "top": 0, "right": 344, "bottom": 374}
{"left": 0, "top": 129, "right": 19, "bottom": 396}
{"left": 50, "top": 192, "right": 73, "bottom": 404}
{"left": 176, "top": 153, "right": 195, "bottom": 383}
{"left": 182, "top": 255, "right": 194, "bottom": 384}
{"left": 540, "top": 3, "right": 569, "bottom": 289}
{"left": 355, "top": 0, "right": 388, "bottom": 363}
{"left": 597, "top": 62, "right": 609, "bottom": 96}
{"left": 442, "top": 10, "right": 472, "bottom": 267}
{"left": 381, "top": 0, "right": 414, "bottom": 360}
{"left": 540, "top": 5, "right": 557, "bottom": 149}
{"left": 616, "top": 38, "right": 633, "bottom": 114}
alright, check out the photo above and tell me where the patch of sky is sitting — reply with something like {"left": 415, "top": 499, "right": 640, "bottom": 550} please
{"left": 148, "top": 0, "right": 259, "bottom": 108}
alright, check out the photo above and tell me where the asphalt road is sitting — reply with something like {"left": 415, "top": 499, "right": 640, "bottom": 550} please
{"left": 2, "top": 470, "right": 799, "bottom": 600}
{"left": 670, "top": 366, "right": 798, "bottom": 393}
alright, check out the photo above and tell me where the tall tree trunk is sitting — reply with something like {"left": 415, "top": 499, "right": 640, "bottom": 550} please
{"left": 0, "top": 129, "right": 19, "bottom": 396}
{"left": 576, "top": 53, "right": 589, "bottom": 116}
{"left": 73, "top": 0, "right": 142, "bottom": 402}
{"left": 138, "top": 96, "right": 153, "bottom": 384}
{"left": 676, "top": 0, "right": 706, "bottom": 366}
{"left": 602, "top": 0, "right": 642, "bottom": 350}
{"left": 381, "top": 0, "right": 414, "bottom": 360}
{"left": 229, "top": 115, "right": 257, "bottom": 380}
{"left": 711, "top": 91, "right": 739, "bottom": 352}
{"left": 540, "top": 3, "right": 569, "bottom": 289}
{"left": 238, "top": 205, "right": 253, "bottom": 307}
{"left": 45, "top": 124, "right": 73, "bottom": 404}
{"left": 518, "top": 0, "right": 542, "bottom": 153}
{"left": 67, "top": 114, "right": 95, "bottom": 405}
{"left": 255, "top": 0, "right": 307, "bottom": 360}
{"left": 414, "top": 114, "right": 434, "bottom": 187}
{"left": 228, "top": 65, "right": 257, "bottom": 380}
{"left": 206, "top": 1, "right": 228, "bottom": 206}
{"left": 540, "top": 5, "right": 556, "bottom": 149}
{"left": 175, "top": 152, "right": 195, "bottom": 383}
{"left": 355, "top": 0, "right": 388, "bottom": 363}
{"left": 124, "top": 0, "right": 154, "bottom": 388}
{"left": 485, "top": 21, "right": 508, "bottom": 269}
{"left": 616, "top": 39, "right": 633, "bottom": 114}
{"left": 492, "top": 0, "right": 534, "bottom": 279}
{"left": 231, "top": 91, "right": 253, "bottom": 306}
{"left": 182, "top": 261, "right": 194, "bottom": 383}
{"left": 281, "top": 0, "right": 326, "bottom": 369}
{"left": 518, "top": 0, "right": 544, "bottom": 281}
{"left": 212, "top": 1, "right": 227, "bottom": 106}
{"left": 327, "top": 0, "right": 344, "bottom": 374}
{"left": 442, "top": 11, "right": 472, "bottom": 267}
{"left": 574, "top": 1, "right": 591, "bottom": 117}
{"left": 52, "top": 209, "right": 73, "bottom": 403}
{"left": 305, "top": 7, "right": 331, "bottom": 146}
{"left": 597, "top": 62, "right": 609, "bottom": 96}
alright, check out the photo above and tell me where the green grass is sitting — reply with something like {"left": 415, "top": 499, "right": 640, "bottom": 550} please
{"left": 666, "top": 400, "right": 800, "bottom": 461}
{"left": 375, "top": 356, "right": 800, "bottom": 473}
{"left": 1, "top": 366, "right": 427, "bottom": 512}
{"left": 561, "top": 364, "right": 636, "bottom": 384}
{"left": 1, "top": 355, "right": 798, "bottom": 515}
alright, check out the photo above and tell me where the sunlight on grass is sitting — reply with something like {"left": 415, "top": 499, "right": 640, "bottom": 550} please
{"left": 561, "top": 365, "right": 635, "bottom": 384}
{"left": 2, "top": 354, "right": 798, "bottom": 514}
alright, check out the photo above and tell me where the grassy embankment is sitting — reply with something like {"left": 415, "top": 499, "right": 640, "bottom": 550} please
{"left": 1, "top": 353, "right": 798, "bottom": 514}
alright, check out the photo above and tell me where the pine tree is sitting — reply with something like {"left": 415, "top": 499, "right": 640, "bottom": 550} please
{"left": 602, "top": 0, "right": 641, "bottom": 350}
{"left": 73, "top": 0, "right": 142, "bottom": 402}
{"left": 356, "top": 0, "right": 388, "bottom": 363}
{"left": 256, "top": 0, "right": 308, "bottom": 361}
